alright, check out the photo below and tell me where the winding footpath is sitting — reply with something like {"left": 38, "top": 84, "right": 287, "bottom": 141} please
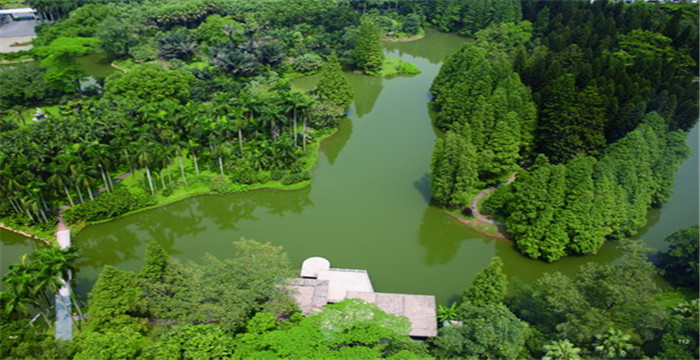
{"left": 451, "top": 173, "right": 516, "bottom": 239}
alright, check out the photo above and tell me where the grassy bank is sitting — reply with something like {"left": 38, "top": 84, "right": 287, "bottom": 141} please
{"left": 375, "top": 57, "right": 421, "bottom": 78}
{"left": 66, "top": 126, "right": 337, "bottom": 236}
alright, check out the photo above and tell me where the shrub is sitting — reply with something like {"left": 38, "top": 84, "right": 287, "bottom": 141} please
{"left": 270, "top": 170, "right": 288, "bottom": 181}
{"left": 161, "top": 187, "right": 173, "bottom": 197}
{"left": 230, "top": 167, "right": 257, "bottom": 184}
{"left": 208, "top": 174, "right": 231, "bottom": 193}
{"left": 281, "top": 171, "right": 311, "bottom": 185}
{"left": 64, "top": 188, "right": 156, "bottom": 224}
{"left": 256, "top": 171, "right": 271, "bottom": 183}
{"left": 129, "top": 41, "right": 158, "bottom": 63}
{"left": 292, "top": 53, "right": 323, "bottom": 73}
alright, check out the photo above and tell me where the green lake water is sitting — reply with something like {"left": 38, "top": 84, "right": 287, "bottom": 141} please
{"left": 1, "top": 30, "right": 698, "bottom": 303}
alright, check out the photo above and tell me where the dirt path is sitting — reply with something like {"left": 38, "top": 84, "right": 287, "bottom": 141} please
{"left": 452, "top": 173, "right": 516, "bottom": 239}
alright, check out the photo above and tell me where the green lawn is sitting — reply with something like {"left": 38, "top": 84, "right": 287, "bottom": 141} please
{"left": 375, "top": 57, "right": 421, "bottom": 78}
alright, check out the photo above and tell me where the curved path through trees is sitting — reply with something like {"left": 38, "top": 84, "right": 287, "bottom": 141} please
{"left": 450, "top": 173, "right": 516, "bottom": 239}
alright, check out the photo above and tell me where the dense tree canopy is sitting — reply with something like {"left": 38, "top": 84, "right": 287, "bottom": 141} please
{"left": 657, "top": 224, "right": 699, "bottom": 290}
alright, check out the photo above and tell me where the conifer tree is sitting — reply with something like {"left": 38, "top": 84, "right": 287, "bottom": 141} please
{"left": 461, "top": 257, "right": 507, "bottom": 306}
{"left": 429, "top": 129, "right": 478, "bottom": 207}
{"left": 353, "top": 18, "right": 384, "bottom": 73}
{"left": 139, "top": 241, "right": 170, "bottom": 282}
{"left": 316, "top": 55, "right": 353, "bottom": 110}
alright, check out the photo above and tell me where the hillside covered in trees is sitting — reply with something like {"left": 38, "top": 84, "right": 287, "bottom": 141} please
{"left": 0, "top": 0, "right": 433, "bottom": 236}
{"left": 0, "top": 0, "right": 698, "bottom": 359}
{"left": 429, "top": 0, "right": 699, "bottom": 261}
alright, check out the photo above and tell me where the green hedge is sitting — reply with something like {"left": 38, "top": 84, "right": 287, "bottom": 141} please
{"left": 64, "top": 187, "right": 156, "bottom": 224}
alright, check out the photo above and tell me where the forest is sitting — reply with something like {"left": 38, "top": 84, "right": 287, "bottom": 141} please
{"left": 0, "top": 0, "right": 698, "bottom": 359}
{"left": 428, "top": 0, "right": 699, "bottom": 261}
{"left": 2, "top": 228, "right": 697, "bottom": 359}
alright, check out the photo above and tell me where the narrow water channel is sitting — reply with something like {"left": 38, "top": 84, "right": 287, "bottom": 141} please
{"left": 1, "top": 30, "right": 698, "bottom": 303}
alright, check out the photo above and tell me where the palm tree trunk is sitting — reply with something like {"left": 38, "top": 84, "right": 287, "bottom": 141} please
{"left": 160, "top": 170, "right": 166, "bottom": 190}
{"left": 302, "top": 117, "right": 308, "bottom": 150}
{"left": 123, "top": 149, "right": 133, "bottom": 173}
{"left": 24, "top": 206, "right": 35, "bottom": 222}
{"left": 178, "top": 155, "right": 188, "bottom": 186}
{"left": 63, "top": 186, "right": 74, "bottom": 207}
{"left": 74, "top": 184, "right": 84, "bottom": 204}
{"left": 145, "top": 165, "right": 155, "bottom": 195}
{"left": 192, "top": 152, "right": 200, "bottom": 176}
{"left": 70, "top": 292, "right": 85, "bottom": 327}
{"left": 9, "top": 197, "right": 22, "bottom": 214}
{"left": 99, "top": 166, "right": 110, "bottom": 193}
{"left": 85, "top": 183, "right": 94, "bottom": 201}
{"left": 40, "top": 312, "right": 52, "bottom": 328}
{"left": 218, "top": 157, "right": 225, "bottom": 175}
{"left": 293, "top": 110, "right": 298, "bottom": 144}
{"left": 39, "top": 206, "right": 49, "bottom": 223}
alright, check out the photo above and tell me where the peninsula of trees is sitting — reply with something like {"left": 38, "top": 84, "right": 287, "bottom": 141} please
{"left": 429, "top": 0, "right": 698, "bottom": 261}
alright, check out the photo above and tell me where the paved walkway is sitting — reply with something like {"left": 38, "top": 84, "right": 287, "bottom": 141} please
{"left": 55, "top": 213, "right": 72, "bottom": 340}
{"left": 0, "top": 19, "right": 38, "bottom": 52}
{"left": 53, "top": 170, "right": 131, "bottom": 340}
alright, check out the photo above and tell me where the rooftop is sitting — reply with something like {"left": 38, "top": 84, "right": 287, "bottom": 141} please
{"left": 288, "top": 257, "right": 437, "bottom": 338}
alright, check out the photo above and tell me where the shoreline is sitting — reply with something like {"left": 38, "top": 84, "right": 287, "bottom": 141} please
{"left": 1, "top": 124, "right": 339, "bottom": 243}
{"left": 445, "top": 212, "right": 511, "bottom": 240}
{"left": 381, "top": 33, "right": 425, "bottom": 42}
{"left": 0, "top": 223, "right": 51, "bottom": 245}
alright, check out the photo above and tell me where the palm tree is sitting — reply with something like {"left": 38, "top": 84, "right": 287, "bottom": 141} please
{"left": 543, "top": 340, "right": 582, "bottom": 360}
{"left": 230, "top": 107, "right": 246, "bottom": 155}
{"left": 135, "top": 142, "right": 156, "bottom": 195}
{"left": 593, "top": 328, "right": 635, "bottom": 359}
{"left": 31, "top": 246, "right": 83, "bottom": 328}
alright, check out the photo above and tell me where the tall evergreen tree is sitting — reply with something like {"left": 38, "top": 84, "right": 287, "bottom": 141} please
{"left": 316, "top": 55, "right": 353, "bottom": 110}
{"left": 429, "top": 129, "right": 478, "bottom": 207}
{"left": 353, "top": 17, "right": 384, "bottom": 73}
{"left": 461, "top": 256, "right": 507, "bottom": 306}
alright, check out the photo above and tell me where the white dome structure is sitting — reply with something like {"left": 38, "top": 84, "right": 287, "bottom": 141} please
{"left": 300, "top": 257, "right": 330, "bottom": 278}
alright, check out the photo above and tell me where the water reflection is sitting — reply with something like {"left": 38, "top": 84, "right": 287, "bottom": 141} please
{"left": 418, "top": 206, "right": 477, "bottom": 265}
{"left": 412, "top": 173, "right": 431, "bottom": 203}
{"left": 384, "top": 28, "right": 469, "bottom": 64}
{"left": 322, "top": 118, "right": 353, "bottom": 165}
{"left": 351, "top": 75, "right": 383, "bottom": 118}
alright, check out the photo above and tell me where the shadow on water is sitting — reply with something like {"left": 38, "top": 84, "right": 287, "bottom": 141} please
{"left": 322, "top": 118, "right": 353, "bottom": 165}
{"left": 413, "top": 173, "right": 432, "bottom": 203}
{"left": 417, "top": 206, "right": 486, "bottom": 265}
{"left": 351, "top": 75, "right": 383, "bottom": 118}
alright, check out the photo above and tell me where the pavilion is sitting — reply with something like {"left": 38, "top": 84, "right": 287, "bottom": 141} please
{"left": 287, "top": 257, "right": 438, "bottom": 338}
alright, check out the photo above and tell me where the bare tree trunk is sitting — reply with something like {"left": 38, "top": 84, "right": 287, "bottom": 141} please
{"left": 178, "top": 154, "right": 188, "bottom": 186}
{"left": 74, "top": 184, "right": 85, "bottom": 204}
{"left": 145, "top": 165, "right": 155, "bottom": 195}
{"left": 238, "top": 130, "right": 244, "bottom": 154}
{"left": 192, "top": 152, "right": 200, "bottom": 176}
{"left": 160, "top": 170, "right": 166, "bottom": 190}
{"left": 85, "top": 183, "right": 94, "bottom": 201}
{"left": 9, "top": 198, "right": 22, "bottom": 214}
{"left": 218, "top": 157, "right": 225, "bottom": 175}
{"left": 39, "top": 206, "right": 49, "bottom": 223}
{"left": 63, "top": 186, "right": 74, "bottom": 207}
{"left": 99, "top": 165, "right": 110, "bottom": 193}
{"left": 123, "top": 149, "right": 133, "bottom": 173}
{"left": 302, "top": 117, "right": 308, "bottom": 149}
{"left": 293, "top": 110, "right": 298, "bottom": 145}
